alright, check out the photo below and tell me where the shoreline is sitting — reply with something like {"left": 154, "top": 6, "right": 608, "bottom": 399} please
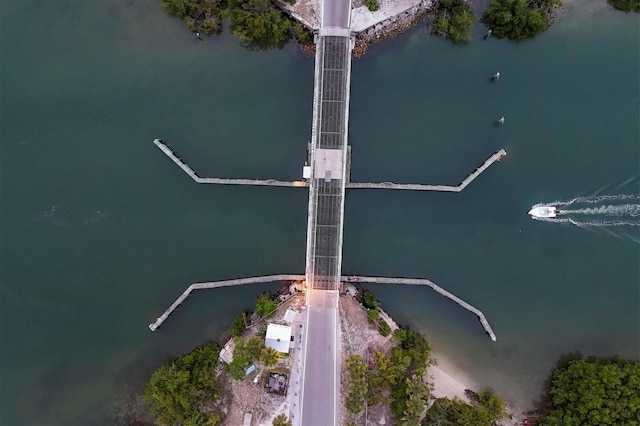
{"left": 215, "top": 283, "right": 528, "bottom": 425}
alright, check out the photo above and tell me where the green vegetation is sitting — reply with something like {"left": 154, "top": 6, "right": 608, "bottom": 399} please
{"left": 481, "top": 0, "right": 562, "bottom": 41}
{"left": 362, "top": 290, "right": 380, "bottom": 310}
{"left": 422, "top": 390, "right": 507, "bottom": 425}
{"left": 388, "top": 328, "right": 432, "bottom": 419}
{"left": 607, "top": 0, "right": 640, "bottom": 12}
{"left": 223, "top": 0, "right": 291, "bottom": 50}
{"left": 537, "top": 355, "right": 640, "bottom": 425}
{"left": 225, "top": 336, "right": 266, "bottom": 379}
{"left": 378, "top": 319, "right": 391, "bottom": 336}
{"left": 255, "top": 292, "right": 278, "bottom": 318}
{"left": 160, "top": 0, "right": 292, "bottom": 49}
{"left": 365, "top": 0, "right": 380, "bottom": 12}
{"left": 365, "top": 350, "right": 393, "bottom": 405}
{"left": 231, "top": 311, "right": 249, "bottom": 337}
{"left": 350, "top": 328, "right": 432, "bottom": 420}
{"left": 401, "top": 373, "right": 431, "bottom": 426}
{"left": 431, "top": 0, "right": 476, "bottom": 43}
{"left": 367, "top": 308, "right": 380, "bottom": 323}
{"left": 161, "top": 0, "right": 223, "bottom": 35}
{"left": 292, "top": 22, "right": 313, "bottom": 44}
{"left": 260, "top": 346, "right": 282, "bottom": 367}
{"left": 143, "top": 343, "right": 223, "bottom": 426}
{"left": 344, "top": 354, "right": 368, "bottom": 414}
{"left": 272, "top": 414, "right": 293, "bottom": 426}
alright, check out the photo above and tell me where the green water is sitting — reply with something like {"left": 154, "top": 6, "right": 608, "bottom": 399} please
{"left": 0, "top": 0, "right": 638, "bottom": 423}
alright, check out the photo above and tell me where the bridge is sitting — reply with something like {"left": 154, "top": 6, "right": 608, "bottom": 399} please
{"left": 148, "top": 0, "right": 507, "bottom": 423}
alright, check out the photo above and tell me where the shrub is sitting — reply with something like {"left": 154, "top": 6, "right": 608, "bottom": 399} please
{"left": 144, "top": 344, "right": 222, "bottom": 425}
{"left": 255, "top": 292, "right": 278, "bottom": 318}
{"left": 431, "top": 0, "right": 476, "bottom": 43}
{"left": 272, "top": 414, "right": 292, "bottom": 426}
{"left": 481, "top": 0, "right": 562, "bottom": 41}
{"left": 344, "top": 354, "right": 367, "bottom": 414}
{"left": 367, "top": 308, "right": 380, "bottom": 323}
{"left": 607, "top": 0, "right": 640, "bottom": 12}
{"left": 292, "top": 22, "right": 313, "bottom": 44}
{"left": 231, "top": 312, "right": 248, "bottom": 337}
{"left": 378, "top": 319, "right": 391, "bottom": 337}
{"left": 362, "top": 290, "right": 380, "bottom": 310}
{"left": 364, "top": 0, "right": 380, "bottom": 12}
{"left": 538, "top": 356, "right": 640, "bottom": 425}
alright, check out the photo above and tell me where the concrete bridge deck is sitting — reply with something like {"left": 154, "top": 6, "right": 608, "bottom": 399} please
{"left": 300, "top": 31, "right": 353, "bottom": 426}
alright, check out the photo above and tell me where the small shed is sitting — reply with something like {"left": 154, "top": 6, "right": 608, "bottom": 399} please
{"left": 283, "top": 308, "right": 297, "bottom": 324}
{"left": 265, "top": 324, "right": 292, "bottom": 354}
{"left": 245, "top": 364, "right": 256, "bottom": 377}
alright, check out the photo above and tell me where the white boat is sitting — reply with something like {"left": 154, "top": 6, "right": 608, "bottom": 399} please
{"left": 528, "top": 206, "right": 557, "bottom": 218}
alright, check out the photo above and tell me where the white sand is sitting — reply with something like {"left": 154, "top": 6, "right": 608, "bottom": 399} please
{"left": 428, "top": 351, "right": 477, "bottom": 404}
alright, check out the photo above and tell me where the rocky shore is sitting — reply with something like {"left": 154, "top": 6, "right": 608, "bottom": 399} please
{"left": 353, "top": 0, "right": 435, "bottom": 57}
{"left": 278, "top": 0, "right": 437, "bottom": 58}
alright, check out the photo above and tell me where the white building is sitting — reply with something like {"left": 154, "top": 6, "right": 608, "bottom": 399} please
{"left": 283, "top": 308, "right": 297, "bottom": 324}
{"left": 265, "top": 323, "right": 292, "bottom": 354}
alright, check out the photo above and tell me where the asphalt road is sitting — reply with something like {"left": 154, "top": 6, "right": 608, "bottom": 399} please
{"left": 300, "top": 290, "right": 339, "bottom": 425}
{"left": 322, "top": 0, "right": 351, "bottom": 29}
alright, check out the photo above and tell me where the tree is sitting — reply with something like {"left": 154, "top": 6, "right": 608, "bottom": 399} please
{"left": 362, "top": 291, "right": 380, "bottom": 310}
{"left": 607, "top": 0, "right": 640, "bottom": 12}
{"left": 367, "top": 350, "right": 395, "bottom": 404}
{"left": 538, "top": 356, "right": 640, "bottom": 426}
{"left": 387, "top": 328, "right": 432, "bottom": 419}
{"left": 162, "top": 0, "right": 188, "bottom": 17}
{"left": 394, "top": 328, "right": 431, "bottom": 374}
{"left": 272, "top": 414, "right": 293, "bottom": 426}
{"left": 223, "top": 0, "right": 291, "bottom": 50}
{"left": 474, "top": 389, "right": 507, "bottom": 421}
{"left": 292, "top": 22, "right": 313, "bottom": 45}
{"left": 160, "top": 0, "right": 223, "bottom": 35}
{"left": 143, "top": 344, "right": 222, "bottom": 426}
{"left": 400, "top": 374, "right": 431, "bottom": 426}
{"left": 246, "top": 335, "right": 266, "bottom": 361}
{"left": 254, "top": 292, "right": 278, "bottom": 318}
{"left": 422, "top": 389, "right": 507, "bottom": 426}
{"left": 231, "top": 311, "right": 249, "bottom": 337}
{"left": 431, "top": 0, "right": 476, "bottom": 43}
{"left": 345, "top": 354, "right": 368, "bottom": 414}
{"left": 481, "top": 0, "right": 562, "bottom": 41}
{"left": 261, "top": 346, "right": 282, "bottom": 368}
{"left": 226, "top": 338, "right": 253, "bottom": 380}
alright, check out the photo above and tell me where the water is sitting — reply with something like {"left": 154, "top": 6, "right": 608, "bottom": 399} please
{"left": 1, "top": 0, "right": 638, "bottom": 423}
{"left": 532, "top": 192, "right": 640, "bottom": 228}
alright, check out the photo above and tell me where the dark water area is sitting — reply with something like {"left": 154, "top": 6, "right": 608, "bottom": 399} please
{"left": 1, "top": 0, "right": 638, "bottom": 423}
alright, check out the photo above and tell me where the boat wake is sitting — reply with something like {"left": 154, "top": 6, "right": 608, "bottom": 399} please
{"left": 530, "top": 193, "right": 640, "bottom": 241}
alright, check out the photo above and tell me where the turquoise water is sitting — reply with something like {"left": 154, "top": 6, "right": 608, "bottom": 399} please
{"left": 1, "top": 0, "right": 638, "bottom": 423}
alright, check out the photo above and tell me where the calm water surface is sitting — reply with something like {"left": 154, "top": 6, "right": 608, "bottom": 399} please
{"left": 1, "top": 0, "right": 638, "bottom": 423}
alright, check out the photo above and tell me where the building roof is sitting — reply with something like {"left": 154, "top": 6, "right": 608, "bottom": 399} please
{"left": 283, "top": 308, "right": 297, "bottom": 324}
{"left": 265, "top": 323, "right": 292, "bottom": 353}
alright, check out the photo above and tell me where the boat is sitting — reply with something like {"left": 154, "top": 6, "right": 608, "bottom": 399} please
{"left": 528, "top": 206, "right": 557, "bottom": 218}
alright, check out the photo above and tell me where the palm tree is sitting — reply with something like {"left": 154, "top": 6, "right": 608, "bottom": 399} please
{"left": 260, "top": 346, "right": 281, "bottom": 368}
{"left": 272, "top": 414, "right": 292, "bottom": 426}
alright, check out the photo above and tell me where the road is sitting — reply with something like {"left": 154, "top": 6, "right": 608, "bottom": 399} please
{"left": 322, "top": 0, "right": 351, "bottom": 29}
{"left": 300, "top": 290, "right": 339, "bottom": 425}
